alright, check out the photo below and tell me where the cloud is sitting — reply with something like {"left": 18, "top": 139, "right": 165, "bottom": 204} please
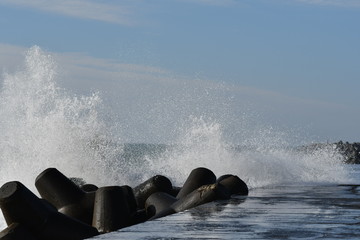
{"left": 0, "top": 0, "right": 239, "bottom": 27}
{"left": 295, "top": 0, "right": 360, "bottom": 7}
{"left": 0, "top": 0, "right": 134, "bottom": 25}
{"left": 180, "top": 0, "right": 237, "bottom": 6}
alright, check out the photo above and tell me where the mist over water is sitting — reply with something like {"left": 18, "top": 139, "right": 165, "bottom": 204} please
{"left": 0, "top": 46, "right": 352, "bottom": 195}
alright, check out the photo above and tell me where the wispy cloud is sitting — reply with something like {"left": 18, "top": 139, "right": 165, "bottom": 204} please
{"left": 0, "top": 0, "right": 134, "bottom": 25}
{"left": 180, "top": 0, "right": 237, "bottom": 6}
{"left": 295, "top": 0, "right": 360, "bottom": 7}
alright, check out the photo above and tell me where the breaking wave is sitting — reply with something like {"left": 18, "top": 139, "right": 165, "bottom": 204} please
{"left": 0, "top": 46, "right": 351, "bottom": 193}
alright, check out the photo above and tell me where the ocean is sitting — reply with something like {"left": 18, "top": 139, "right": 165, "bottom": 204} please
{"left": 0, "top": 46, "right": 359, "bottom": 239}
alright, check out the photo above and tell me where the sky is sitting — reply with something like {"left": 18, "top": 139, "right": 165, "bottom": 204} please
{"left": 0, "top": 0, "right": 359, "bottom": 144}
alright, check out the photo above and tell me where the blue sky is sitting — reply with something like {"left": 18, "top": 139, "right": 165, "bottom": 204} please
{"left": 0, "top": 0, "right": 359, "bottom": 144}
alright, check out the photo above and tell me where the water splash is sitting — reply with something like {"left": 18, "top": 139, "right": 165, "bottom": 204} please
{"left": 0, "top": 46, "right": 122, "bottom": 189}
{"left": 0, "top": 45, "right": 351, "bottom": 191}
{"left": 148, "top": 117, "right": 350, "bottom": 188}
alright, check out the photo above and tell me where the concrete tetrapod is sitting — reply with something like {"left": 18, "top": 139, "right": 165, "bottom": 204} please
{"left": 0, "top": 181, "right": 99, "bottom": 240}
{"left": 128, "top": 209, "right": 149, "bottom": 226}
{"left": 120, "top": 185, "right": 138, "bottom": 213}
{"left": 217, "top": 175, "right": 249, "bottom": 195}
{"left": 35, "top": 168, "right": 95, "bottom": 225}
{"left": 92, "top": 186, "right": 133, "bottom": 233}
{"left": 176, "top": 167, "right": 217, "bottom": 199}
{"left": 172, "top": 183, "right": 231, "bottom": 213}
{"left": 149, "top": 183, "right": 231, "bottom": 220}
{"left": 133, "top": 175, "right": 173, "bottom": 209}
{"left": 0, "top": 223, "right": 38, "bottom": 240}
{"left": 118, "top": 185, "right": 151, "bottom": 225}
{"left": 80, "top": 184, "right": 98, "bottom": 192}
{"left": 145, "top": 192, "right": 177, "bottom": 218}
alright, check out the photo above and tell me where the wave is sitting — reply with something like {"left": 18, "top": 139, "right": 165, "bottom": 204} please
{"left": 145, "top": 117, "right": 351, "bottom": 188}
{"left": 0, "top": 46, "right": 352, "bottom": 195}
{"left": 0, "top": 46, "right": 122, "bottom": 189}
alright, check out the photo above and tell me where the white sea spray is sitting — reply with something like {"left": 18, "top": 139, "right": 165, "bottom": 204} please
{"left": 147, "top": 117, "right": 349, "bottom": 188}
{"left": 0, "top": 46, "right": 122, "bottom": 190}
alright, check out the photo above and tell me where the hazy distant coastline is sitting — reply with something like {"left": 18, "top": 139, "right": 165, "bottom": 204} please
{"left": 297, "top": 141, "right": 360, "bottom": 164}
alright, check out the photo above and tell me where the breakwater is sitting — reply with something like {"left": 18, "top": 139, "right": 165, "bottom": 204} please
{"left": 0, "top": 167, "right": 247, "bottom": 240}
{"left": 297, "top": 141, "right": 360, "bottom": 164}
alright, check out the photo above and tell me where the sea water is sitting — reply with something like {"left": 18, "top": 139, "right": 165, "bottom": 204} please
{"left": 0, "top": 47, "right": 358, "bottom": 238}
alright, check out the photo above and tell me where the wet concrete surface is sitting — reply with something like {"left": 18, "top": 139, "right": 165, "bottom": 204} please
{"left": 91, "top": 184, "right": 360, "bottom": 239}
